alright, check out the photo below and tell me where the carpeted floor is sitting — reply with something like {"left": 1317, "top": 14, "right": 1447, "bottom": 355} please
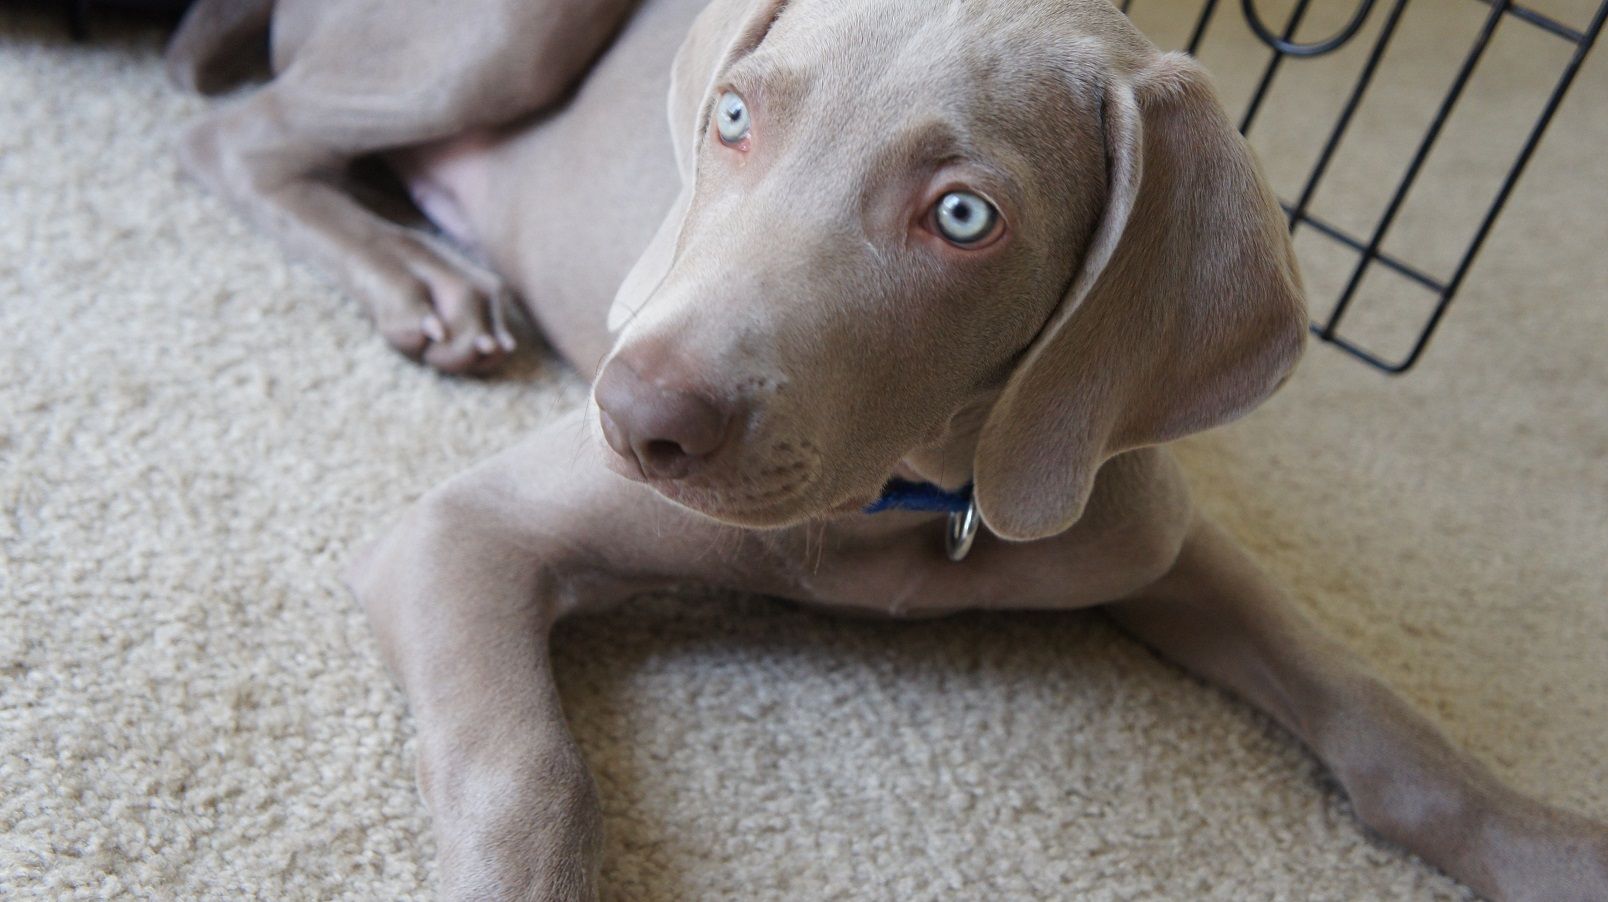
{"left": 2, "top": 2, "right": 1604, "bottom": 899}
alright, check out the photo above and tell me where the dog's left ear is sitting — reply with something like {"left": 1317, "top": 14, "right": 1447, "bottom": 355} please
{"left": 973, "top": 53, "right": 1308, "bottom": 542}
{"left": 610, "top": 0, "right": 789, "bottom": 332}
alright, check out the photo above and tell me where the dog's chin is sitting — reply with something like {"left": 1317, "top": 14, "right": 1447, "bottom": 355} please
{"left": 645, "top": 479, "right": 823, "bottom": 529}
{"left": 631, "top": 468, "right": 888, "bottom": 529}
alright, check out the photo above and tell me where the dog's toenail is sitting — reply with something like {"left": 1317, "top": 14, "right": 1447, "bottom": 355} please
{"left": 475, "top": 335, "right": 498, "bottom": 355}
{"left": 422, "top": 315, "right": 447, "bottom": 343}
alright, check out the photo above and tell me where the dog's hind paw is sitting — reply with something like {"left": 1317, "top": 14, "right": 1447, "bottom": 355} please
{"left": 367, "top": 231, "right": 520, "bottom": 376}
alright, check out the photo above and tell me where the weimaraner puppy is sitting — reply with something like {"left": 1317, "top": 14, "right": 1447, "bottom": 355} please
{"left": 167, "top": 0, "right": 1608, "bottom": 898}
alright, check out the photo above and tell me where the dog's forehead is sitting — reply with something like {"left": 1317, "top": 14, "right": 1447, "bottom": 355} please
{"left": 767, "top": 0, "right": 1142, "bottom": 58}
{"left": 730, "top": 1, "right": 1115, "bottom": 159}
{"left": 751, "top": 0, "right": 1093, "bottom": 87}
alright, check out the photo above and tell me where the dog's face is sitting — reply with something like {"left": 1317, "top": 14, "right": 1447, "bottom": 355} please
{"left": 596, "top": 0, "right": 1307, "bottom": 539}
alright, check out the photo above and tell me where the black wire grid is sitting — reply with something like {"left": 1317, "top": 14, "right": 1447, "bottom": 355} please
{"left": 1126, "top": 0, "right": 1607, "bottom": 373}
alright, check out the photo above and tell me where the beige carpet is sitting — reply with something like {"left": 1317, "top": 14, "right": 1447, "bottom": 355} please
{"left": 2, "top": 2, "right": 1605, "bottom": 899}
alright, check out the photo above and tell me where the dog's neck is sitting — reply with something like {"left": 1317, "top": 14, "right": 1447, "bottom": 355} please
{"left": 888, "top": 392, "right": 994, "bottom": 495}
{"left": 865, "top": 395, "right": 993, "bottom": 562}
{"left": 865, "top": 478, "right": 972, "bottom": 514}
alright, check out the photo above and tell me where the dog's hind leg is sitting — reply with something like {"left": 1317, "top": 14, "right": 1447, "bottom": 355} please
{"left": 176, "top": 0, "right": 637, "bottom": 373}
{"left": 1105, "top": 516, "right": 1608, "bottom": 901}
{"left": 164, "top": 0, "right": 274, "bottom": 94}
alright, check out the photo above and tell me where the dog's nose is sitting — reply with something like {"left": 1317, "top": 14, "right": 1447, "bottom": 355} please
{"left": 595, "top": 355, "right": 731, "bottom": 480}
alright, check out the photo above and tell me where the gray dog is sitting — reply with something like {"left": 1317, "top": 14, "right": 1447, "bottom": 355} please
{"left": 167, "top": 0, "right": 1608, "bottom": 898}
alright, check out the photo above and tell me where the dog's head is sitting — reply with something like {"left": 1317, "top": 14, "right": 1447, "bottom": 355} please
{"left": 593, "top": 0, "right": 1306, "bottom": 540}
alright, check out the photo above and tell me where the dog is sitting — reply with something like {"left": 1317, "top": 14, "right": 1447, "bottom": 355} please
{"left": 166, "top": 0, "right": 1608, "bottom": 898}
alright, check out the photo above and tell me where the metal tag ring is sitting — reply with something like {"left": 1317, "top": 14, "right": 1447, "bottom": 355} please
{"left": 946, "top": 499, "right": 980, "bottom": 562}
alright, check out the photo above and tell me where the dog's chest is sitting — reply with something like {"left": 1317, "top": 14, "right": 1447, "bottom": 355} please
{"left": 766, "top": 520, "right": 1120, "bottom": 617}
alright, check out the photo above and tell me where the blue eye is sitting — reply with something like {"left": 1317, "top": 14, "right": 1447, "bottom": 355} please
{"left": 934, "top": 191, "right": 999, "bottom": 245}
{"left": 716, "top": 91, "right": 751, "bottom": 144}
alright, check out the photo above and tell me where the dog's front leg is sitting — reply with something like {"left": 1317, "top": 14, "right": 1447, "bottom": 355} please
{"left": 349, "top": 480, "right": 607, "bottom": 900}
{"left": 1105, "top": 515, "right": 1607, "bottom": 901}
{"left": 346, "top": 409, "right": 762, "bottom": 901}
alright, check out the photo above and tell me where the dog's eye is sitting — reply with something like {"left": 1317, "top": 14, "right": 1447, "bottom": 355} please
{"left": 715, "top": 91, "right": 751, "bottom": 145}
{"left": 933, "top": 191, "right": 999, "bottom": 246}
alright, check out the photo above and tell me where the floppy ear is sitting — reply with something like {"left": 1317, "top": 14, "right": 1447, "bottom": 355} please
{"left": 973, "top": 53, "right": 1308, "bottom": 542}
{"left": 609, "top": 0, "right": 789, "bottom": 332}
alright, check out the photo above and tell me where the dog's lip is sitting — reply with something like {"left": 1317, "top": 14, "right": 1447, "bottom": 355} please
{"left": 597, "top": 429, "right": 816, "bottom": 521}
{"left": 829, "top": 487, "right": 884, "bottom": 514}
{"left": 832, "top": 463, "right": 937, "bottom": 512}
{"left": 598, "top": 430, "right": 890, "bottom": 522}
{"left": 644, "top": 472, "right": 825, "bottom": 526}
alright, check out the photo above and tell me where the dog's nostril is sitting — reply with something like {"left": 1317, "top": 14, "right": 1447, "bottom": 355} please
{"left": 595, "top": 354, "right": 733, "bottom": 481}
{"left": 628, "top": 413, "right": 724, "bottom": 480}
{"left": 643, "top": 439, "right": 691, "bottom": 468}
{"left": 630, "top": 402, "right": 725, "bottom": 479}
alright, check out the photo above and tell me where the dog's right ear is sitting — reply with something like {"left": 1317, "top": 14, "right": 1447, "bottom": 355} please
{"left": 610, "top": 0, "right": 789, "bottom": 332}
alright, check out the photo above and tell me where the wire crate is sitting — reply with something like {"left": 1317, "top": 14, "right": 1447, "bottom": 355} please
{"left": 1124, "top": 0, "right": 1606, "bottom": 373}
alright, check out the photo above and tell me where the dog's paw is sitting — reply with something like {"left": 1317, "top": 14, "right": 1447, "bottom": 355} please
{"left": 367, "top": 231, "right": 519, "bottom": 376}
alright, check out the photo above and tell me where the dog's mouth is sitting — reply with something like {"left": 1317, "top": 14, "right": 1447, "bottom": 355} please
{"left": 592, "top": 405, "right": 899, "bottom": 526}
{"left": 650, "top": 461, "right": 915, "bottom": 528}
{"left": 649, "top": 473, "right": 823, "bottom": 527}
{"left": 645, "top": 455, "right": 904, "bottom": 529}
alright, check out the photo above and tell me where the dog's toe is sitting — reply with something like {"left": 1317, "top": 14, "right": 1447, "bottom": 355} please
{"left": 419, "top": 274, "right": 517, "bottom": 375}
{"left": 370, "top": 278, "right": 438, "bottom": 360}
{"left": 365, "top": 234, "right": 519, "bottom": 375}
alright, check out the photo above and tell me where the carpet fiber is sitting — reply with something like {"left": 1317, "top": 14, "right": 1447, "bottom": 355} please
{"left": 3, "top": 2, "right": 1605, "bottom": 899}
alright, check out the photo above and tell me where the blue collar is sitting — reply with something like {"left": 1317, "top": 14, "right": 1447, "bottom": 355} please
{"left": 864, "top": 478, "right": 974, "bottom": 514}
